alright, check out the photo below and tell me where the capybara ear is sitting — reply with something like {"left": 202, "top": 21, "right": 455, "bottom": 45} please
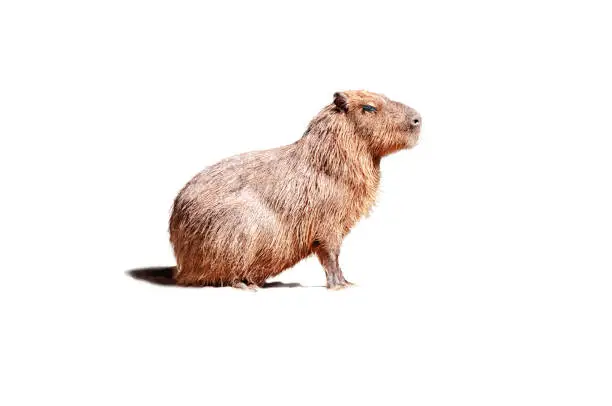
{"left": 333, "top": 92, "right": 349, "bottom": 112}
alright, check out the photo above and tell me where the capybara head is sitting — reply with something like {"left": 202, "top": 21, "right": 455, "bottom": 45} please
{"left": 333, "top": 90, "right": 421, "bottom": 156}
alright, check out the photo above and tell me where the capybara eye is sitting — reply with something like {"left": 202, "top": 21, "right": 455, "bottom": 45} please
{"left": 362, "top": 105, "right": 377, "bottom": 112}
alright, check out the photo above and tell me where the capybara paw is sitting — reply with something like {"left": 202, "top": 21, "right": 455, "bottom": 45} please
{"left": 232, "top": 282, "right": 258, "bottom": 291}
{"left": 327, "top": 280, "right": 355, "bottom": 290}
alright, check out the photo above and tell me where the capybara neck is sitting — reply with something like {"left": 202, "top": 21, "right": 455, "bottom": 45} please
{"left": 298, "top": 105, "right": 379, "bottom": 189}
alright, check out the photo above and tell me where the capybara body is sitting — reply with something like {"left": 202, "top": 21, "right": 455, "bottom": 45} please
{"left": 169, "top": 90, "right": 421, "bottom": 289}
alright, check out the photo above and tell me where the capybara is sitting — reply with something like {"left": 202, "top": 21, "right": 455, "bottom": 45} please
{"left": 169, "top": 90, "right": 421, "bottom": 289}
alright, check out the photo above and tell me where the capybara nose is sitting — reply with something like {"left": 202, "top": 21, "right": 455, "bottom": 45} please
{"left": 411, "top": 114, "right": 421, "bottom": 127}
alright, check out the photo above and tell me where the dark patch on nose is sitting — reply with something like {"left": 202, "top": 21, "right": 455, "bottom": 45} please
{"left": 411, "top": 115, "right": 421, "bottom": 127}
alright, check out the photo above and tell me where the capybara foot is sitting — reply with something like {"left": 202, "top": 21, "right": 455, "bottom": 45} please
{"left": 327, "top": 280, "right": 355, "bottom": 290}
{"left": 232, "top": 281, "right": 258, "bottom": 291}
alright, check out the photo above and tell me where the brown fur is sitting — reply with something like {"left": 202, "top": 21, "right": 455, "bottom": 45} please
{"left": 169, "top": 90, "right": 421, "bottom": 289}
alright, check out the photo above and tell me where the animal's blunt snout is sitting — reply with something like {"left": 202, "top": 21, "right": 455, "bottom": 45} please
{"left": 409, "top": 109, "right": 422, "bottom": 128}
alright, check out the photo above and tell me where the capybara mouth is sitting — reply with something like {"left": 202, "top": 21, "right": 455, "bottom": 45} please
{"left": 402, "top": 125, "right": 420, "bottom": 138}
{"left": 407, "top": 128, "right": 420, "bottom": 147}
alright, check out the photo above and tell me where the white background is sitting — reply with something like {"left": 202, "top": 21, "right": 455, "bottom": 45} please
{"left": 1, "top": 0, "right": 611, "bottom": 405}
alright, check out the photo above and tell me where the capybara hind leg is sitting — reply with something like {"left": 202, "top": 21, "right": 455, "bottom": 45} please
{"left": 175, "top": 273, "right": 205, "bottom": 287}
{"left": 314, "top": 243, "right": 354, "bottom": 290}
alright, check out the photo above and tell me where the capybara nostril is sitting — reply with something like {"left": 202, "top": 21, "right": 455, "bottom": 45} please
{"left": 411, "top": 116, "right": 421, "bottom": 127}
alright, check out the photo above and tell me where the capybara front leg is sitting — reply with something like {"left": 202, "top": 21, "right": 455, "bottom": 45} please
{"left": 315, "top": 244, "right": 353, "bottom": 290}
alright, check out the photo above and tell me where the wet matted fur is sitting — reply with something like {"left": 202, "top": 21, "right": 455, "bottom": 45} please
{"left": 169, "top": 90, "right": 421, "bottom": 289}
